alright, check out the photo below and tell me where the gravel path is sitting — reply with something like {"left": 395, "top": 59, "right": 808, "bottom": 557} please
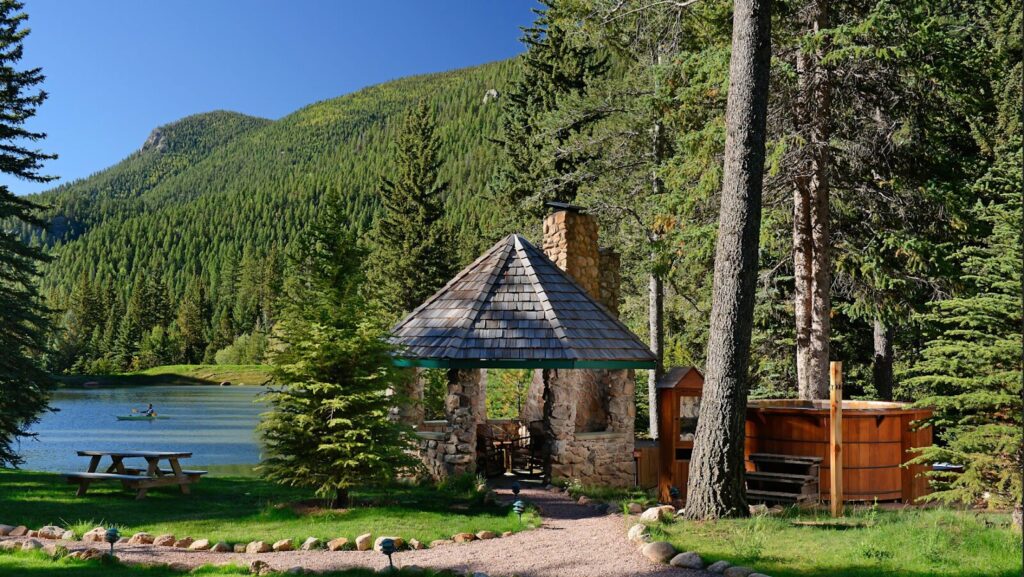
{"left": 2, "top": 485, "right": 709, "bottom": 577}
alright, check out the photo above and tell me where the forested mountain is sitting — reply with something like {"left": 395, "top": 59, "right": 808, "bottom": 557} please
{"left": 12, "top": 61, "right": 518, "bottom": 372}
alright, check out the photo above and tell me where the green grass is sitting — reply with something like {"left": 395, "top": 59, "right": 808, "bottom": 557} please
{"left": 0, "top": 549, "right": 453, "bottom": 577}
{"left": 57, "top": 365, "right": 274, "bottom": 387}
{"left": 558, "top": 478, "right": 657, "bottom": 511}
{"left": 0, "top": 470, "right": 538, "bottom": 546}
{"left": 646, "top": 505, "right": 1022, "bottom": 577}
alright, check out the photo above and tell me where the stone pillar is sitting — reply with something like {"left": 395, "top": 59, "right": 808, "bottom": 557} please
{"left": 441, "top": 368, "right": 480, "bottom": 476}
{"left": 542, "top": 369, "right": 578, "bottom": 482}
{"left": 543, "top": 209, "right": 601, "bottom": 300}
{"left": 598, "top": 248, "right": 622, "bottom": 317}
{"left": 474, "top": 368, "right": 488, "bottom": 425}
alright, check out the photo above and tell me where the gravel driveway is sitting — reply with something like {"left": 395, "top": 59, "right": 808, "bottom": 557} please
{"left": 4, "top": 485, "right": 710, "bottom": 577}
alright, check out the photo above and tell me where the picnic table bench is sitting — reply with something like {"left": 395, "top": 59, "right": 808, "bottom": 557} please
{"left": 64, "top": 450, "right": 207, "bottom": 499}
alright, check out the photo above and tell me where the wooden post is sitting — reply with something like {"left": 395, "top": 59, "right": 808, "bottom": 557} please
{"left": 830, "top": 361, "right": 844, "bottom": 517}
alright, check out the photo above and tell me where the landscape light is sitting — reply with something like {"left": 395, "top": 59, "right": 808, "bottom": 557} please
{"left": 512, "top": 480, "right": 520, "bottom": 496}
{"left": 512, "top": 499, "right": 525, "bottom": 526}
{"left": 669, "top": 486, "right": 681, "bottom": 501}
{"left": 379, "top": 537, "right": 396, "bottom": 571}
{"left": 104, "top": 527, "right": 121, "bottom": 557}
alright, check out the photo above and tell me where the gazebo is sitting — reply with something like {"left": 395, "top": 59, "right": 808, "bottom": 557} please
{"left": 390, "top": 206, "right": 655, "bottom": 486}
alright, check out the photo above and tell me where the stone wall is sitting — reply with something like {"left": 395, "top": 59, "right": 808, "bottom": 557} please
{"left": 543, "top": 210, "right": 601, "bottom": 300}
{"left": 543, "top": 368, "right": 636, "bottom": 488}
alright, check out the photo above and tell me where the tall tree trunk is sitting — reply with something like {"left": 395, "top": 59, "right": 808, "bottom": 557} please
{"left": 684, "top": 0, "right": 772, "bottom": 520}
{"left": 873, "top": 318, "right": 894, "bottom": 400}
{"left": 332, "top": 487, "right": 349, "bottom": 509}
{"left": 794, "top": 0, "right": 831, "bottom": 400}
{"left": 648, "top": 268, "right": 664, "bottom": 438}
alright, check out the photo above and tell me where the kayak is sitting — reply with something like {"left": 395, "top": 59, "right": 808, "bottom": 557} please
{"left": 116, "top": 415, "right": 169, "bottom": 421}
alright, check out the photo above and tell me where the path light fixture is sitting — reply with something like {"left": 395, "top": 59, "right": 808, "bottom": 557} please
{"left": 669, "top": 486, "right": 680, "bottom": 501}
{"left": 511, "top": 480, "right": 520, "bottom": 497}
{"left": 104, "top": 527, "right": 120, "bottom": 557}
{"left": 379, "top": 537, "right": 396, "bottom": 571}
{"left": 512, "top": 499, "right": 526, "bottom": 526}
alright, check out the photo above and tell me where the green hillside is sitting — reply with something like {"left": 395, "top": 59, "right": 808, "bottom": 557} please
{"left": 22, "top": 61, "right": 514, "bottom": 296}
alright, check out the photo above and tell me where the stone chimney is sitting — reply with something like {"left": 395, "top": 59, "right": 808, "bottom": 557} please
{"left": 543, "top": 205, "right": 621, "bottom": 316}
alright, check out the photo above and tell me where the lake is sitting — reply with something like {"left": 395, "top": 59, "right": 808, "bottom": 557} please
{"left": 20, "top": 385, "right": 266, "bottom": 473}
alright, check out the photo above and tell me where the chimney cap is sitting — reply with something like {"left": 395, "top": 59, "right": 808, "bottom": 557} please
{"left": 544, "top": 201, "right": 586, "bottom": 214}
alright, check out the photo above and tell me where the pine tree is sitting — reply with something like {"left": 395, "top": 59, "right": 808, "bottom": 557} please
{"left": 259, "top": 196, "right": 415, "bottom": 507}
{"left": 0, "top": 0, "right": 56, "bottom": 466}
{"left": 903, "top": 145, "right": 1022, "bottom": 512}
{"left": 177, "top": 279, "right": 209, "bottom": 364}
{"left": 367, "top": 100, "right": 455, "bottom": 315}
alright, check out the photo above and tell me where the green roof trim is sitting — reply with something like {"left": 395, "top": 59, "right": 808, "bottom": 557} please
{"left": 392, "top": 357, "right": 655, "bottom": 370}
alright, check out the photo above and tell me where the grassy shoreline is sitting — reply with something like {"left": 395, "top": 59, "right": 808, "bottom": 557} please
{"left": 0, "top": 469, "right": 537, "bottom": 546}
{"left": 56, "top": 365, "right": 274, "bottom": 388}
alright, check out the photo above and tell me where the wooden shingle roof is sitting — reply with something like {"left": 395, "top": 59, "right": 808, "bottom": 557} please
{"left": 390, "top": 234, "right": 656, "bottom": 369}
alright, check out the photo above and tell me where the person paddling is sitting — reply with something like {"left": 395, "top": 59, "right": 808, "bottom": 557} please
{"left": 132, "top": 403, "right": 156, "bottom": 416}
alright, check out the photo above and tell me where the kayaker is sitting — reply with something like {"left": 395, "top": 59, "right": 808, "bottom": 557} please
{"left": 142, "top": 403, "right": 155, "bottom": 416}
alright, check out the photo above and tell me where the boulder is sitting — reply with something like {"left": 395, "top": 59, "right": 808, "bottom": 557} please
{"left": 153, "top": 534, "right": 176, "bottom": 547}
{"left": 407, "top": 538, "right": 425, "bottom": 550}
{"left": 173, "top": 537, "right": 194, "bottom": 548}
{"left": 373, "top": 536, "right": 403, "bottom": 552}
{"left": 749, "top": 503, "right": 769, "bottom": 516}
{"left": 9, "top": 525, "right": 30, "bottom": 538}
{"left": 273, "top": 539, "right": 294, "bottom": 552}
{"left": 80, "top": 527, "right": 104, "bottom": 542}
{"left": 210, "top": 542, "right": 231, "bottom": 552}
{"left": 452, "top": 532, "right": 476, "bottom": 543}
{"left": 641, "top": 541, "right": 677, "bottom": 564}
{"left": 723, "top": 567, "right": 756, "bottom": 577}
{"left": 627, "top": 523, "right": 650, "bottom": 545}
{"left": 355, "top": 533, "right": 372, "bottom": 551}
{"left": 475, "top": 530, "right": 496, "bottom": 540}
{"left": 60, "top": 530, "right": 75, "bottom": 541}
{"left": 501, "top": 531, "right": 513, "bottom": 538}
{"left": 21, "top": 539, "right": 43, "bottom": 551}
{"left": 188, "top": 539, "right": 211, "bottom": 551}
{"left": 300, "top": 537, "right": 320, "bottom": 551}
{"left": 249, "top": 560, "right": 271, "bottom": 575}
{"left": 127, "top": 532, "right": 154, "bottom": 545}
{"left": 577, "top": 495, "right": 592, "bottom": 505}
{"left": 233, "top": 544, "right": 247, "bottom": 553}
{"left": 38, "top": 525, "right": 64, "bottom": 539}
{"left": 707, "top": 560, "right": 733, "bottom": 573}
{"left": 639, "top": 506, "right": 675, "bottom": 522}
{"left": 0, "top": 541, "right": 19, "bottom": 551}
{"left": 326, "top": 537, "right": 350, "bottom": 551}
{"left": 246, "top": 541, "right": 272, "bottom": 554}
{"left": 27, "top": 530, "right": 38, "bottom": 537}
{"left": 0, "top": 524, "right": 14, "bottom": 536}
{"left": 670, "top": 552, "right": 705, "bottom": 569}
{"left": 81, "top": 548, "right": 105, "bottom": 560}
{"left": 627, "top": 502, "right": 644, "bottom": 514}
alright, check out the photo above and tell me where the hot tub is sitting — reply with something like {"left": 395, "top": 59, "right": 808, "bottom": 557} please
{"left": 745, "top": 400, "right": 933, "bottom": 502}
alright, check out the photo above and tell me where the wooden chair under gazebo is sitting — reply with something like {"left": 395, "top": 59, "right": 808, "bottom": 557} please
{"left": 388, "top": 205, "right": 656, "bottom": 487}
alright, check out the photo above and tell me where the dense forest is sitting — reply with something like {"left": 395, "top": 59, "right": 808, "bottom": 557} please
{"left": 2, "top": 0, "right": 1019, "bottom": 510}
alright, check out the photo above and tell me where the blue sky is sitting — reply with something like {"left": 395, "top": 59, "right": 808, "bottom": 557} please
{"left": 8, "top": 0, "right": 536, "bottom": 195}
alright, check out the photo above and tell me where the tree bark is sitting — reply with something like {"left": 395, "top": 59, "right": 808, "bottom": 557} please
{"left": 648, "top": 269, "right": 664, "bottom": 439}
{"left": 872, "top": 318, "right": 894, "bottom": 401}
{"left": 793, "top": 0, "right": 831, "bottom": 400}
{"left": 332, "top": 487, "right": 349, "bottom": 509}
{"left": 684, "top": 0, "right": 772, "bottom": 520}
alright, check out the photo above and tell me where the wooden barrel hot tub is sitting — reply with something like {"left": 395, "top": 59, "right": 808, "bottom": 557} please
{"left": 745, "top": 400, "right": 932, "bottom": 502}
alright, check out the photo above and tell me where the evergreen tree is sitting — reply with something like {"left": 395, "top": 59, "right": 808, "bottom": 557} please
{"left": 0, "top": 0, "right": 56, "bottom": 466}
{"left": 491, "top": 0, "right": 608, "bottom": 228}
{"left": 259, "top": 195, "right": 415, "bottom": 507}
{"left": 177, "top": 279, "right": 209, "bottom": 364}
{"left": 903, "top": 145, "right": 1021, "bottom": 511}
{"left": 367, "top": 100, "right": 455, "bottom": 315}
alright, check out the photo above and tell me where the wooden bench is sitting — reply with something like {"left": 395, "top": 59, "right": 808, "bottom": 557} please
{"left": 66, "top": 450, "right": 201, "bottom": 499}
{"left": 65, "top": 472, "right": 154, "bottom": 496}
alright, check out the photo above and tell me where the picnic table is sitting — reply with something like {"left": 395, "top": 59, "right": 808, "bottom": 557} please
{"left": 64, "top": 450, "right": 207, "bottom": 499}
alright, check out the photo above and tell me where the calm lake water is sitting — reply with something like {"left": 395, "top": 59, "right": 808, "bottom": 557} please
{"left": 20, "top": 385, "right": 266, "bottom": 473}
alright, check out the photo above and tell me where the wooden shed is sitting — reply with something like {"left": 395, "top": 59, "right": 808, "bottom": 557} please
{"left": 656, "top": 366, "right": 705, "bottom": 503}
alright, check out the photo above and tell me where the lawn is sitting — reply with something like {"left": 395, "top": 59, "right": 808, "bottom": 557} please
{"left": 0, "top": 549, "right": 450, "bottom": 577}
{"left": 56, "top": 365, "right": 274, "bottom": 387}
{"left": 646, "top": 505, "right": 1022, "bottom": 577}
{"left": 0, "top": 469, "right": 538, "bottom": 546}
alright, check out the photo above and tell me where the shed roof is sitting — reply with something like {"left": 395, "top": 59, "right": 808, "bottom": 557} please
{"left": 389, "top": 234, "right": 656, "bottom": 369}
